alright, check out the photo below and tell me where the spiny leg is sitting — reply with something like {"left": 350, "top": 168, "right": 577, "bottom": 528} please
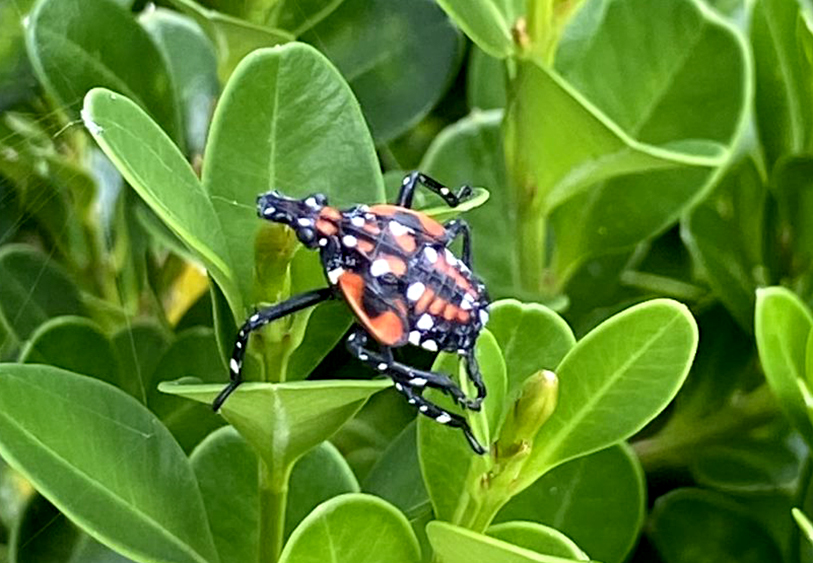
{"left": 345, "top": 328, "right": 474, "bottom": 408}
{"left": 212, "top": 287, "right": 334, "bottom": 411}
{"left": 463, "top": 348, "right": 486, "bottom": 410}
{"left": 443, "top": 218, "right": 472, "bottom": 269}
{"left": 397, "top": 172, "right": 473, "bottom": 209}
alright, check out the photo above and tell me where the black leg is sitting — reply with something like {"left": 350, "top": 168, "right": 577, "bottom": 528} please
{"left": 397, "top": 172, "right": 474, "bottom": 209}
{"left": 464, "top": 348, "right": 486, "bottom": 409}
{"left": 212, "top": 287, "right": 334, "bottom": 411}
{"left": 345, "top": 328, "right": 487, "bottom": 454}
{"left": 443, "top": 218, "right": 472, "bottom": 269}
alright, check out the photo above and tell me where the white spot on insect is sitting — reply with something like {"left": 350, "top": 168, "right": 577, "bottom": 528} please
{"left": 460, "top": 299, "right": 473, "bottom": 311}
{"left": 406, "top": 282, "right": 425, "bottom": 301}
{"left": 318, "top": 238, "right": 328, "bottom": 247}
{"left": 327, "top": 267, "right": 344, "bottom": 284}
{"left": 305, "top": 197, "right": 318, "bottom": 208}
{"left": 348, "top": 333, "right": 356, "bottom": 341}
{"left": 410, "top": 377, "right": 427, "bottom": 387}
{"left": 262, "top": 206, "right": 276, "bottom": 217}
{"left": 417, "top": 314, "right": 434, "bottom": 331}
{"left": 370, "top": 259, "right": 391, "bottom": 277}
{"left": 403, "top": 176, "right": 411, "bottom": 185}
{"left": 389, "top": 221, "right": 411, "bottom": 237}
{"left": 421, "top": 339, "right": 438, "bottom": 352}
{"left": 436, "top": 413, "right": 452, "bottom": 424}
{"left": 419, "top": 405, "right": 429, "bottom": 413}
{"left": 359, "top": 353, "right": 369, "bottom": 361}
{"left": 230, "top": 358, "right": 240, "bottom": 373}
{"left": 444, "top": 248, "right": 457, "bottom": 266}
{"left": 462, "top": 293, "right": 475, "bottom": 304}
{"left": 377, "top": 362, "right": 388, "bottom": 371}
{"left": 423, "top": 247, "right": 438, "bottom": 264}
{"left": 351, "top": 216, "right": 365, "bottom": 227}
{"left": 440, "top": 187, "right": 450, "bottom": 196}
{"left": 408, "top": 331, "right": 422, "bottom": 345}
{"left": 297, "top": 218, "right": 313, "bottom": 227}
{"left": 408, "top": 398, "right": 416, "bottom": 404}
{"left": 458, "top": 349, "right": 467, "bottom": 355}
{"left": 359, "top": 205, "right": 370, "bottom": 212}
{"left": 395, "top": 382, "right": 403, "bottom": 391}
{"left": 250, "top": 313, "right": 260, "bottom": 322}
{"left": 342, "top": 235, "right": 358, "bottom": 248}
{"left": 236, "top": 341, "right": 242, "bottom": 349}
{"left": 479, "top": 310, "right": 490, "bottom": 325}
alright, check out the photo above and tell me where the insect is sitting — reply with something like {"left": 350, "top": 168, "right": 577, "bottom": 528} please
{"left": 212, "top": 172, "right": 490, "bottom": 454}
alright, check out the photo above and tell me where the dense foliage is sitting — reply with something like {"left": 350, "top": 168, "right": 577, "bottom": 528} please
{"left": 0, "top": 0, "right": 812, "bottom": 561}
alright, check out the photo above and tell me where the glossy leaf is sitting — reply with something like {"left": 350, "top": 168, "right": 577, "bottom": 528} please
{"left": 751, "top": 0, "right": 813, "bottom": 166}
{"left": 497, "top": 444, "right": 645, "bottom": 563}
{"left": 487, "top": 299, "right": 575, "bottom": 396}
{"left": 269, "top": 0, "right": 347, "bottom": 34}
{"left": 111, "top": 322, "right": 173, "bottom": 405}
{"left": 755, "top": 287, "right": 813, "bottom": 443}
{"left": 279, "top": 494, "right": 421, "bottom": 563}
{"left": 82, "top": 87, "right": 240, "bottom": 315}
{"left": 27, "top": 0, "right": 183, "bottom": 143}
{"left": 160, "top": 378, "right": 390, "bottom": 473}
{"left": 202, "top": 42, "right": 384, "bottom": 313}
{"left": 19, "top": 316, "right": 123, "bottom": 393}
{"left": 418, "top": 331, "right": 507, "bottom": 523}
{"left": 168, "top": 0, "right": 292, "bottom": 81}
{"left": 794, "top": 508, "right": 813, "bottom": 545}
{"left": 427, "top": 521, "right": 592, "bottom": 563}
{"left": 0, "top": 364, "right": 218, "bottom": 563}
{"left": 191, "top": 426, "right": 358, "bottom": 562}
{"left": 0, "top": 244, "right": 84, "bottom": 342}
{"left": 520, "top": 299, "right": 697, "bottom": 489}
{"left": 649, "top": 489, "right": 782, "bottom": 563}
{"left": 467, "top": 46, "right": 508, "bottom": 110}
{"left": 434, "top": 0, "right": 521, "bottom": 58}
{"left": 302, "top": 0, "right": 462, "bottom": 141}
{"left": 488, "top": 522, "right": 589, "bottom": 561}
{"left": 0, "top": 0, "right": 37, "bottom": 109}
{"left": 140, "top": 8, "right": 219, "bottom": 156}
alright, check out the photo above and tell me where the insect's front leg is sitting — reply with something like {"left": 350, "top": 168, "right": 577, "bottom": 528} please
{"left": 396, "top": 172, "right": 473, "bottom": 209}
{"left": 212, "top": 287, "right": 335, "bottom": 411}
{"left": 442, "top": 218, "right": 472, "bottom": 269}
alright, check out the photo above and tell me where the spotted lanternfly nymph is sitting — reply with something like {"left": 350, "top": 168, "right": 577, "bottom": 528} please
{"left": 212, "top": 172, "right": 490, "bottom": 454}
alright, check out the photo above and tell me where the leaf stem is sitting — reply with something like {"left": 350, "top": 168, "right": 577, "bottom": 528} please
{"left": 258, "top": 459, "right": 289, "bottom": 563}
{"left": 516, "top": 205, "right": 547, "bottom": 294}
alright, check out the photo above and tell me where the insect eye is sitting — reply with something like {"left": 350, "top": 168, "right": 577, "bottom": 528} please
{"left": 298, "top": 227, "right": 316, "bottom": 245}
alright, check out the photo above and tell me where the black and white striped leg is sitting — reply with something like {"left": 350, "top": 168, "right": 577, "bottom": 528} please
{"left": 443, "top": 218, "right": 472, "bottom": 268}
{"left": 212, "top": 287, "right": 334, "bottom": 411}
{"left": 397, "top": 172, "right": 474, "bottom": 209}
{"left": 345, "top": 328, "right": 473, "bottom": 408}
{"left": 399, "top": 384, "right": 487, "bottom": 455}
{"left": 464, "top": 348, "right": 486, "bottom": 410}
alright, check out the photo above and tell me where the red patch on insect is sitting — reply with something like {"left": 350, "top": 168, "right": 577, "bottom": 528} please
{"left": 339, "top": 271, "right": 406, "bottom": 346}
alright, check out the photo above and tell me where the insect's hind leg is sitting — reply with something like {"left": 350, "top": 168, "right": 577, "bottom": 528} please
{"left": 396, "top": 172, "right": 473, "bottom": 209}
{"left": 443, "top": 218, "right": 473, "bottom": 269}
{"left": 463, "top": 348, "right": 487, "bottom": 410}
{"left": 212, "top": 287, "right": 334, "bottom": 411}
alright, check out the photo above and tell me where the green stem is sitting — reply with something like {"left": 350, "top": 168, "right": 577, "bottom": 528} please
{"left": 516, "top": 205, "right": 547, "bottom": 294}
{"left": 258, "top": 459, "right": 289, "bottom": 563}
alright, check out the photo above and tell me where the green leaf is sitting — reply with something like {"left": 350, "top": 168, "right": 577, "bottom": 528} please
{"left": 168, "top": 0, "right": 292, "bottom": 81}
{"left": 19, "top": 316, "right": 124, "bottom": 393}
{"left": 751, "top": 0, "right": 813, "bottom": 166}
{"left": 487, "top": 299, "right": 575, "bottom": 396}
{"left": 201, "top": 41, "right": 384, "bottom": 313}
{"left": 421, "top": 110, "right": 515, "bottom": 296}
{"left": 111, "top": 321, "right": 173, "bottom": 405}
{"left": 11, "top": 493, "right": 135, "bottom": 563}
{"left": 521, "top": 299, "right": 697, "bottom": 489}
{"left": 794, "top": 508, "right": 813, "bottom": 546}
{"left": 755, "top": 287, "right": 813, "bottom": 444}
{"left": 191, "top": 427, "right": 358, "bottom": 562}
{"left": 160, "top": 378, "right": 390, "bottom": 474}
{"left": 301, "top": 0, "right": 463, "bottom": 141}
{"left": 286, "top": 300, "right": 354, "bottom": 382}
{"left": 0, "top": 364, "right": 218, "bottom": 563}
{"left": 427, "top": 521, "right": 592, "bottom": 563}
{"left": 434, "top": 0, "right": 521, "bottom": 58}
{"left": 0, "top": 0, "right": 37, "bottom": 108}
{"left": 27, "top": 0, "right": 183, "bottom": 145}
{"left": 330, "top": 388, "right": 416, "bottom": 480}
{"left": 467, "top": 46, "right": 508, "bottom": 110}
{"left": 772, "top": 157, "right": 813, "bottom": 277}
{"left": 496, "top": 444, "right": 645, "bottom": 563}
{"left": 418, "top": 331, "right": 507, "bottom": 523}
{"left": 488, "top": 522, "right": 589, "bottom": 561}
{"left": 0, "top": 244, "right": 84, "bottom": 342}
{"left": 648, "top": 489, "right": 782, "bottom": 563}
{"left": 140, "top": 8, "right": 219, "bottom": 156}
{"left": 81, "top": 87, "right": 240, "bottom": 315}
{"left": 681, "top": 156, "right": 767, "bottom": 330}
{"left": 279, "top": 494, "right": 421, "bottom": 563}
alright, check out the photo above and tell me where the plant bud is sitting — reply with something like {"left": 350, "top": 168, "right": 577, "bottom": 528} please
{"left": 496, "top": 369, "right": 558, "bottom": 457}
